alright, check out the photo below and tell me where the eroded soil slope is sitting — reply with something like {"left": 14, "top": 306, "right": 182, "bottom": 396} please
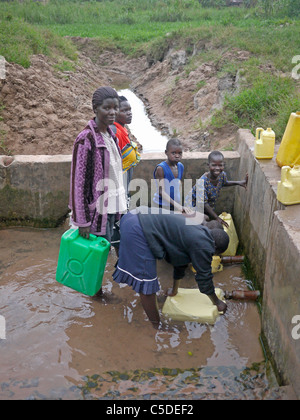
{"left": 0, "top": 37, "right": 250, "bottom": 155}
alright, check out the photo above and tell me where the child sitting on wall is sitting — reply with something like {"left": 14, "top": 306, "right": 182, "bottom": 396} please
{"left": 185, "top": 150, "right": 248, "bottom": 227}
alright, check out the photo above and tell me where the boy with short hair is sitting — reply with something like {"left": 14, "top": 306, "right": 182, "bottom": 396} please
{"left": 185, "top": 151, "right": 248, "bottom": 228}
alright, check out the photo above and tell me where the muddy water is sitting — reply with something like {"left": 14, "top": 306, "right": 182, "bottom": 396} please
{"left": 0, "top": 226, "right": 273, "bottom": 400}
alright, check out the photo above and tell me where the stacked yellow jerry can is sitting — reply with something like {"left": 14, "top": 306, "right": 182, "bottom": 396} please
{"left": 254, "top": 112, "right": 300, "bottom": 206}
{"left": 276, "top": 112, "right": 300, "bottom": 168}
{"left": 277, "top": 165, "right": 300, "bottom": 205}
{"left": 276, "top": 112, "right": 300, "bottom": 205}
{"left": 254, "top": 127, "right": 275, "bottom": 159}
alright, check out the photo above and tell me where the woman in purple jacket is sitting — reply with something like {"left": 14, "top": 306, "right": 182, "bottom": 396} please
{"left": 69, "top": 86, "right": 127, "bottom": 242}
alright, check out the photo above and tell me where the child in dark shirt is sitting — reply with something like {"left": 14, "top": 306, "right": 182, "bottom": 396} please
{"left": 185, "top": 151, "right": 248, "bottom": 228}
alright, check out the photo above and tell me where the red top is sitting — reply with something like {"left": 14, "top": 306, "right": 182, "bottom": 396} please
{"left": 113, "top": 122, "right": 130, "bottom": 150}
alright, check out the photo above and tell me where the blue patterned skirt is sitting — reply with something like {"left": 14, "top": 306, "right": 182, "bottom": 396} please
{"left": 113, "top": 212, "right": 160, "bottom": 295}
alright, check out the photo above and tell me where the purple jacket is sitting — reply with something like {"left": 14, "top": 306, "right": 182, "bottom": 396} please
{"left": 69, "top": 119, "right": 122, "bottom": 235}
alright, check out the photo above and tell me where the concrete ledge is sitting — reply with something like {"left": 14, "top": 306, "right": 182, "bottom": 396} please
{"left": 234, "top": 129, "right": 300, "bottom": 398}
{"left": 263, "top": 207, "right": 300, "bottom": 393}
{"left": 233, "top": 130, "right": 285, "bottom": 288}
{"left": 0, "top": 155, "right": 72, "bottom": 227}
{"left": 0, "top": 151, "right": 240, "bottom": 226}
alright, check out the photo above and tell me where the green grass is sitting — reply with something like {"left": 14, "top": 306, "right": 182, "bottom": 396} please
{"left": 0, "top": 0, "right": 299, "bottom": 139}
{"left": 212, "top": 72, "right": 300, "bottom": 136}
{"left": 0, "top": 16, "right": 77, "bottom": 68}
{"left": 1, "top": 1, "right": 299, "bottom": 68}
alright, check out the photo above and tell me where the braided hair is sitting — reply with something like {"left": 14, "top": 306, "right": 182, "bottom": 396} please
{"left": 92, "top": 86, "right": 119, "bottom": 111}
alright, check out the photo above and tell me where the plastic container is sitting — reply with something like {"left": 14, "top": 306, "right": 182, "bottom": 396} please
{"left": 162, "top": 287, "right": 225, "bottom": 324}
{"left": 219, "top": 212, "right": 239, "bottom": 257}
{"left": 56, "top": 228, "right": 110, "bottom": 296}
{"left": 276, "top": 112, "right": 300, "bottom": 168}
{"left": 255, "top": 127, "right": 275, "bottom": 159}
{"left": 191, "top": 255, "right": 223, "bottom": 275}
{"left": 277, "top": 165, "right": 300, "bottom": 205}
{"left": 211, "top": 256, "right": 223, "bottom": 273}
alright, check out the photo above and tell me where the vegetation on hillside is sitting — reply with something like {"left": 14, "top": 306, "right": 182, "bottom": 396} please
{"left": 0, "top": 0, "right": 299, "bottom": 139}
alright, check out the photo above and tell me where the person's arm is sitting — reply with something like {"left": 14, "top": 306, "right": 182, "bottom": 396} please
{"left": 155, "top": 166, "right": 184, "bottom": 212}
{"left": 204, "top": 203, "right": 229, "bottom": 228}
{"left": 190, "top": 248, "right": 227, "bottom": 313}
{"left": 224, "top": 173, "right": 248, "bottom": 189}
{"left": 165, "top": 265, "right": 189, "bottom": 296}
{"left": 70, "top": 137, "right": 92, "bottom": 238}
{"left": 207, "top": 291, "right": 227, "bottom": 313}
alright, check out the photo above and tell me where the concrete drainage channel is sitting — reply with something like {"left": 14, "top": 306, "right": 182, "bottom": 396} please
{"left": 0, "top": 129, "right": 299, "bottom": 400}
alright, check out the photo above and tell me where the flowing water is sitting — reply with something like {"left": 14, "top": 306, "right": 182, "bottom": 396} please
{"left": 117, "top": 89, "right": 168, "bottom": 153}
{"left": 0, "top": 226, "right": 285, "bottom": 400}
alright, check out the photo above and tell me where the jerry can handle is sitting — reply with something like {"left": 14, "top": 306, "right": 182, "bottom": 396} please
{"left": 281, "top": 166, "right": 290, "bottom": 180}
{"left": 256, "top": 127, "right": 263, "bottom": 140}
{"left": 71, "top": 227, "right": 98, "bottom": 242}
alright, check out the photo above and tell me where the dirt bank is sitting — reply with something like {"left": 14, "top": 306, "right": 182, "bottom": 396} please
{"left": 0, "top": 37, "right": 250, "bottom": 155}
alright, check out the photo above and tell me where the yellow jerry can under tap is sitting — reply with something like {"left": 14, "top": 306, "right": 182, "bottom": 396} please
{"left": 162, "top": 287, "right": 225, "bottom": 324}
{"left": 219, "top": 212, "right": 239, "bottom": 256}
{"left": 276, "top": 112, "right": 300, "bottom": 168}
{"left": 254, "top": 127, "right": 275, "bottom": 159}
{"left": 211, "top": 255, "right": 223, "bottom": 273}
{"left": 277, "top": 165, "right": 300, "bottom": 205}
{"left": 191, "top": 255, "right": 223, "bottom": 275}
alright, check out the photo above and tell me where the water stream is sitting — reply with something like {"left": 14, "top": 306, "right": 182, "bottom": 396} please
{"left": 117, "top": 89, "right": 168, "bottom": 153}
{"left": 0, "top": 226, "right": 283, "bottom": 400}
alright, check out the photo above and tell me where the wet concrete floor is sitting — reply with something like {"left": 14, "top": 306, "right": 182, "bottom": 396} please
{"left": 0, "top": 226, "right": 287, "bottom": 400}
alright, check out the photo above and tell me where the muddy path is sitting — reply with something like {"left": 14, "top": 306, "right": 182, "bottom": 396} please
{"left": 0, "top": 37, "right": 248, "bottom": 156}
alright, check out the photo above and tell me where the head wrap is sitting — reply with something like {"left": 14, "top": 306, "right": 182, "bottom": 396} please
{"left": 92, "top": 86, "right": 119, "bottom": 111}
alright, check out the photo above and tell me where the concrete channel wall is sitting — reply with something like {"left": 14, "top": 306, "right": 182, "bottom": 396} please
{"left": 0, "top": 135, "right": 300, "bottom": 398}
{"left": 234, "top": 129, "right": 300, "bottom": 398}
{"left": 0, "top": 151, "right": 240, "bottom": 226}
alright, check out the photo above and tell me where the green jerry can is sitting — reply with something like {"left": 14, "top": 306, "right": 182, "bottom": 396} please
{"left": 56, "top": 228, "right": 110, "bottom": 296}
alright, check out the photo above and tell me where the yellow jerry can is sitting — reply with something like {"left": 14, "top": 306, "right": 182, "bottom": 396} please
{"left": 211, "top": 255, "right": 223, "bottom": 273}
{"left": 162, "top": 287, "right": 225, "bottom": 324}
{"left": 277, "top": 165, "right": 300, "bottom": 205}
{"left": 219, "top": 212, "right": 239, "bottom": 256}
{"left": 255, "top": 127, "right": 275, "bottom": 159}
{"left": 191, "top": 255, "right": 223, "bottom": 275}
{"left": 276, "top": 112, "right": 300, "bottom": 168}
